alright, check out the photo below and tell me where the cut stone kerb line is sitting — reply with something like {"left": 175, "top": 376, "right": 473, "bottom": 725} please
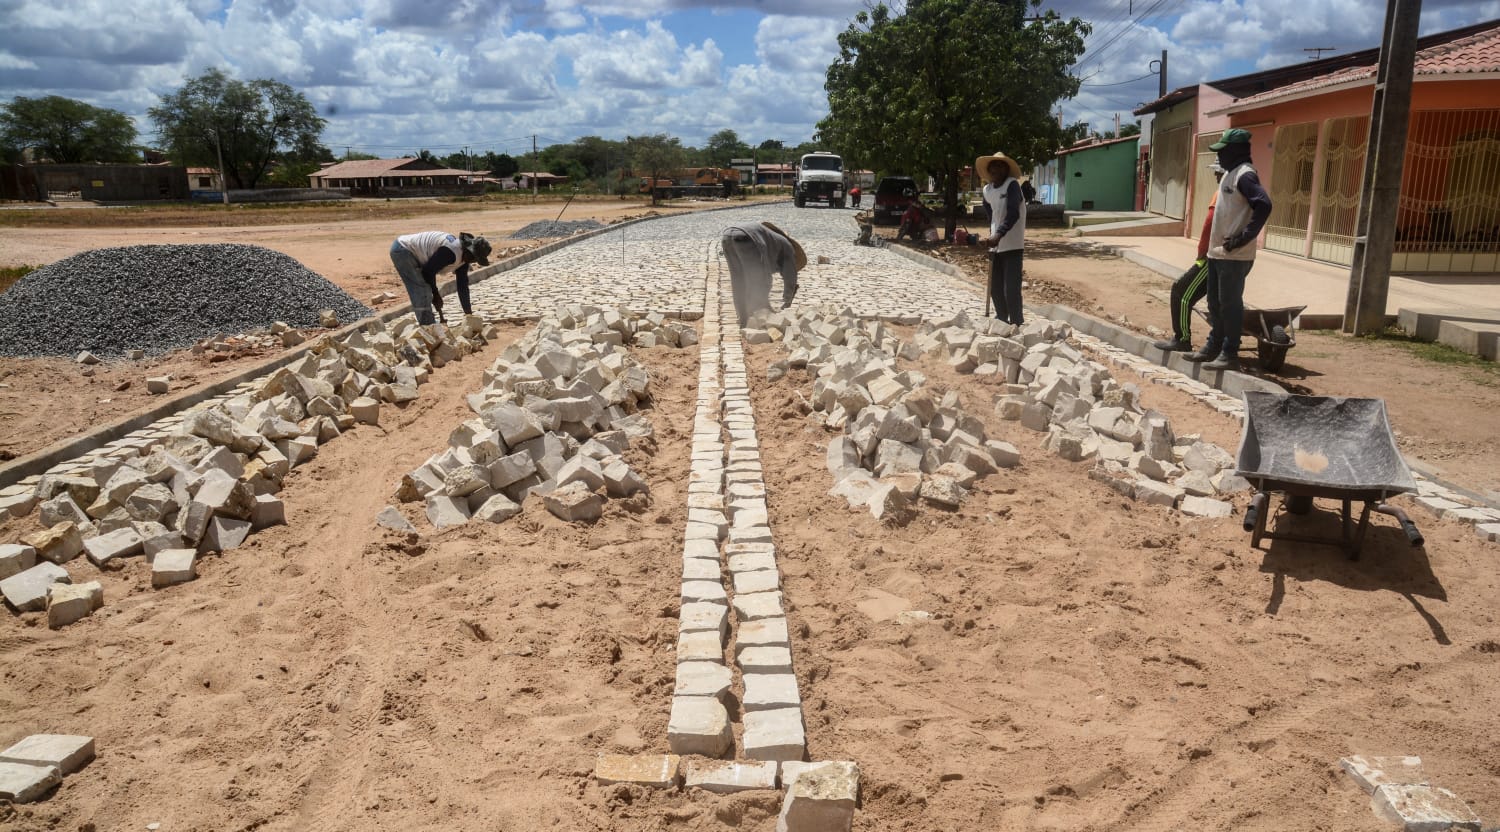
{"left": 666, "top": 243, "right": 809, "bottom": 767}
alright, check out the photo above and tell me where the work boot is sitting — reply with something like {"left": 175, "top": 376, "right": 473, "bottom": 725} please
{"left": 1153, "top": 338, "right": 1192, "bottom": 352}
{"left": 1203, "top": 354, "right": 1239, "bottom": 371}
{"left": 1184, "top": 349, "right": 1218, "bottom": 362}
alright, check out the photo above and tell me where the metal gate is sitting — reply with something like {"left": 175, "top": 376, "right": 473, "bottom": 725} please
{"left": 1393, "top": 108, "right": 1500, "bottom": 274}
{"left": 1264, "top": 122, "right": 1320, "bottom": 257}
{"left": 1148, "top": 124, "right": 1190, "bottom": 220}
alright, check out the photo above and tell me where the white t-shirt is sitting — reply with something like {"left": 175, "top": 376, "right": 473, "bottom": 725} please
{"left": 397, "top": 231, "right": 464, "bottom": 274}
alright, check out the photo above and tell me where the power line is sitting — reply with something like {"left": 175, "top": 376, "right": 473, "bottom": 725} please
{"left": 1080, "top": 71, "right": 1160, "bottom": 87}
{"left": 1072, "top": 0, "right": 1175, "bottom": 73}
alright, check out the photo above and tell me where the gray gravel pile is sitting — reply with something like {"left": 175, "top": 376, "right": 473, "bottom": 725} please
{"left": 0, "top": 244, "right": 371, "bottom": 358}
{"left": 509, "top": 219, "right": 604, "bottom": 240}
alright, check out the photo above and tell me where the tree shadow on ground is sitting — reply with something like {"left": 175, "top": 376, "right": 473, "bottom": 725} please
{"left": 1257, "top": 501, "right": 1449, "bottom": 644}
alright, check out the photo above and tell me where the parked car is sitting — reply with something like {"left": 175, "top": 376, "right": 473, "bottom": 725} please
{"left": 872, "top": 176, "right": 918, "bottom": 225}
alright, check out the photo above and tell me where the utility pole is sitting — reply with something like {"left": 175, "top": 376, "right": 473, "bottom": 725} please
{"left": 214, "top": 126, "right": 229, "bottom": 206}
{"left": 1343, "top": 0, "right": 1421, "bottom": 335}
{"left": 1158, "top": 50, "right": 1168, "bottom": 98}
{"left": 532, "top": 135, "right": 538, "bottom": 200}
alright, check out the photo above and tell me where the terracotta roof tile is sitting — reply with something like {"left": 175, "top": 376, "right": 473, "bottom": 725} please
{"left": 1229, "top": 20, "right": 1500, "bottom": 110}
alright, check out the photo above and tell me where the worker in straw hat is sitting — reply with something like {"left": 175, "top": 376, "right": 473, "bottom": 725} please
{"left": 721, "top": 221, "right": 806, "bottom": 326}
{"left": 389, "top": 230, "right": 492, "bottom": 325}
{"left": 975, "top": 150, "right": 1028, "bottom": 325}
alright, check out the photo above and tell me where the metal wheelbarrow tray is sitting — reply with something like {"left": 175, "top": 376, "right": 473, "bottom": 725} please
{"left": 1236, "top": 392, "right": 1424, "bottom": 558}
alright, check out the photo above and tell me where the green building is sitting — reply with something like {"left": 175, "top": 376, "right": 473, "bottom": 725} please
{"left": 1057, "top": 136, "right": 1140, "bottom": 211}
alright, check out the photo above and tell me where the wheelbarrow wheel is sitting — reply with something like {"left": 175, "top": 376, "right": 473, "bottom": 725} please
{"left": 1258, "top": 340, "right": 1289, "bottom": 372}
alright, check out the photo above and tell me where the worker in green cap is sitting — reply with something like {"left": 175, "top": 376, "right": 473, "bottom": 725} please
{"left": 1187, "top": 128, "right": 1272, "bottom": 372}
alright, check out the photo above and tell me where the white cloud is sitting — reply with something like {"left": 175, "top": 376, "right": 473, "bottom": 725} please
{"left": 756, "top": 15, "right": 841, "bottom": 74}
{"left": 0, "top": 0, "right": 1495, "bottom": 156}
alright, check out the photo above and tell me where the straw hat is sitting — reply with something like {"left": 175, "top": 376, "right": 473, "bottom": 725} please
{"left": 974, "top": 151, "right": 1021, "bottom": 181}
{"left": 760, "top": 221, "right": 808, "bottom": 269}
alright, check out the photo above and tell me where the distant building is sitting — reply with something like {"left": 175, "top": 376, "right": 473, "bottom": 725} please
{"left": 1054, "top": 136, "right": 1141, "bottom": 211}
{"left": 308, "top": 157, "right": 481, "bottom": 196}
{"left": 0, "top": 163, "right": 188, "bottom": 202}
{"left": 186, "top": 166, "right": 223, "bottom": 191}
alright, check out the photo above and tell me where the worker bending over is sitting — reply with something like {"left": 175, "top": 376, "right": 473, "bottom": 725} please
{"left": 721, "top": 221, "right": 806, "bottom": 326}
{"left": 389, "top": 230, "right": 492, "bottom": 325}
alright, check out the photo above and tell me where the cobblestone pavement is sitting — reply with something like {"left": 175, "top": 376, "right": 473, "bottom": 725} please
{"left": 468, "top": 204, "right": 988, "bottom": 322}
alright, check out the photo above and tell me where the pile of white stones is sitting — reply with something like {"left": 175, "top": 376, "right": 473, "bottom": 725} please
{"left": 753, "top": 308, "right": 1028, "bottom": 519}
{"left": 994, "top": 337, "right": 1246, "bottom": 517}
{"left": 0, "top": 314, "right": 492, "bottom": 626}
{"left": 390, "top": 305, "right": 676, "bottom": 530}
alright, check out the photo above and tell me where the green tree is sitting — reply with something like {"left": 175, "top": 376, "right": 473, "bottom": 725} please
{"left": 149, "top": 68, "right": 326, "bottom": 189}
{"left": 819, "top": 0, "right": 1088, "bottom": 236}
{"left": 484, "top": 152, "right": 519, "bottom": 178}
{"left": 0, "top": 95, "right": 138, "bottom": 163}
{"left": 705, "top": 129, "right": 750, "bottom": 167}
{"left": 626, "top": 133, "right": 685, "bottom": 205}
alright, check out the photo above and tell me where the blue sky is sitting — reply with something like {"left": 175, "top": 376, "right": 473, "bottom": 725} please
{"left": 0, "top": 0, "right": 1495, "bottom": 158}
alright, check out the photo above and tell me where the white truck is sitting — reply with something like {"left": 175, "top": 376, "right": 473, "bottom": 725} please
{"left": 794, "top": 151, "right": 845, "bottom": 208}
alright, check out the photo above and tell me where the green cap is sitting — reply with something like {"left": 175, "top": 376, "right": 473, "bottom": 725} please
{"left": 1209, "top": 128, "right": 1252, "bottom": 150}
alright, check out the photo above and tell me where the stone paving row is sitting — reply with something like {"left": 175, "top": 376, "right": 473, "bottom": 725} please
{"left": 467, "top": 205, "right": 987, "bottom": 324}
{"left": 667, "top": 243, "right": 807, "bottom": 768}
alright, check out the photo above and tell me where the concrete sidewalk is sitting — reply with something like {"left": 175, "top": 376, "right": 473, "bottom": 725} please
{"left": 1087, "top": 234, "right": 1500, "bottom": 323}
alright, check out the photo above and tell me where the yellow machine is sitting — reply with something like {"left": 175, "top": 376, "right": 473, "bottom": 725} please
{"left": 629, "top": 168, "right": 741, "bottom": 199}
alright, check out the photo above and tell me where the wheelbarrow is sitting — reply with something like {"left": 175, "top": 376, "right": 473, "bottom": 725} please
{"left": 1236, "top": 392, "right": 1424, "bottom": 560}
{"left": 1244, "top": 305, "right": 1304, "bottom": 372}
{"left": 1193, "top": 304, "right": 1305, "bottom": 371}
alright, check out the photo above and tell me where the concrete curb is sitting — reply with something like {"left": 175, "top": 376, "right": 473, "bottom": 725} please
{"left": 0, "top": 210, "right": 687, "bottom": 490}
{"left": 1033, "top": 302, "right": 1287, "bottom": 399}
{"left": 882, "top": 243, "right": 967, "bottom": 280}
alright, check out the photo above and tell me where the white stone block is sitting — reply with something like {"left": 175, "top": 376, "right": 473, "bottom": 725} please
{"left": 350, "top": 396, "right": 381, "bottom": 425}
{"left": 679, "top": 601, "right": 729, "bottom": 641}
{"left": 0, "top": 761, "right": 60, "bottom": 803}
{"left": 543, "top": 481, "right": 605, "bottom": 523}
{"left": 667, "top": 695, "right": 733, "bottom": 758}
{"left": 1340, "top": 755, "right": 1427, "bottom": 795}
{"left": 739, "top": 646, "right": 794, "bottom": 675}
{"left": 1371, "top": 784, "right": 1481, "bottom": 832}
{"left": 47, "top": 580, "right": 103, "bottom": 629}
{"left": 734, "top": 590, "right": 785, "bottom": 621}
{"left": 743, "top": 672, "right": 801, "bottom": 712}
{"left": 594, "top": 753, "right": 681, "bottom": 789}
{"left": 675, "top": 660, "right": 733, "bottom": 699}
{"left": 0, "top": 544, "right": 37, "bottom": 580}
{"left": 1134, "top": 479, "right": 1183, "bottom": 508}
{"left": 426, "top": 494, "right": 471, "bottom": 529}
{"left": 728, "top": 550, "right": 777, "bottom": 573}
{"left": 743, "top": 707, "right": 806, "bottom": 762}
{"left": 685, "top": 759, "right": 778, "bottom": 794}
{"left": 777, "top": 761, "right": 859, "bottom": 831}
{"left": 25, "top": 522, "right": 84, "bottom": 564}
{"left": 1180, "top": 495, "right": 1234, "bottom": 518}
{"left": 152, "top": 548, "right": 197, "bottom": 588}
{"left": 737, "top": 617, "right": 791, "bottom": 652}
{"left": 251, "top": 494, "right": 285, "bottom": 529}
{"left": 473, "top": 493, "right": 522, "bottom": 523}
{"left": 733, "top": 570, "right": 781, "bottom": 595}
{"left": 1, "top": 562, "right": 70, "bottom": 612}
{"left": 84, "top": 527, "right": 144, "bottom": 568}
{"left": 0, "top": 734, "right": 95, "bottom": 775}
{"left": 677, "top": 630, "right": 723, "bottom": 663}
{"left": 202, "top": 516, "right": 252, "bottom": 552}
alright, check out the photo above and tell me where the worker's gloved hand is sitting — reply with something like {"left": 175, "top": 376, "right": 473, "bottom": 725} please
{"left": 1194, "top": 257, "right": 1207, "bottom": 268}
{"left": 1222, "top": 232, "right": 1249, "bottom": 252}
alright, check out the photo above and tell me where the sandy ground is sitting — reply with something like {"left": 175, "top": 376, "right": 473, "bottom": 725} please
{"left": 7, "top": 317, "right": 1495, "bottom": 831}
{"left": 2, "top": 211, "right": 1498, "bottom": 829}
{"left": 0, "top": 327, "right": 706, "bottom": 831}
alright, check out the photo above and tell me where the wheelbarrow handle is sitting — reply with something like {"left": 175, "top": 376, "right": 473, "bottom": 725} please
{"left": 1375, "top": 504, "right": 1424, "bottom": 547}
{"left": 1243, "top": 499, "right": 1259, "bottom": 533}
